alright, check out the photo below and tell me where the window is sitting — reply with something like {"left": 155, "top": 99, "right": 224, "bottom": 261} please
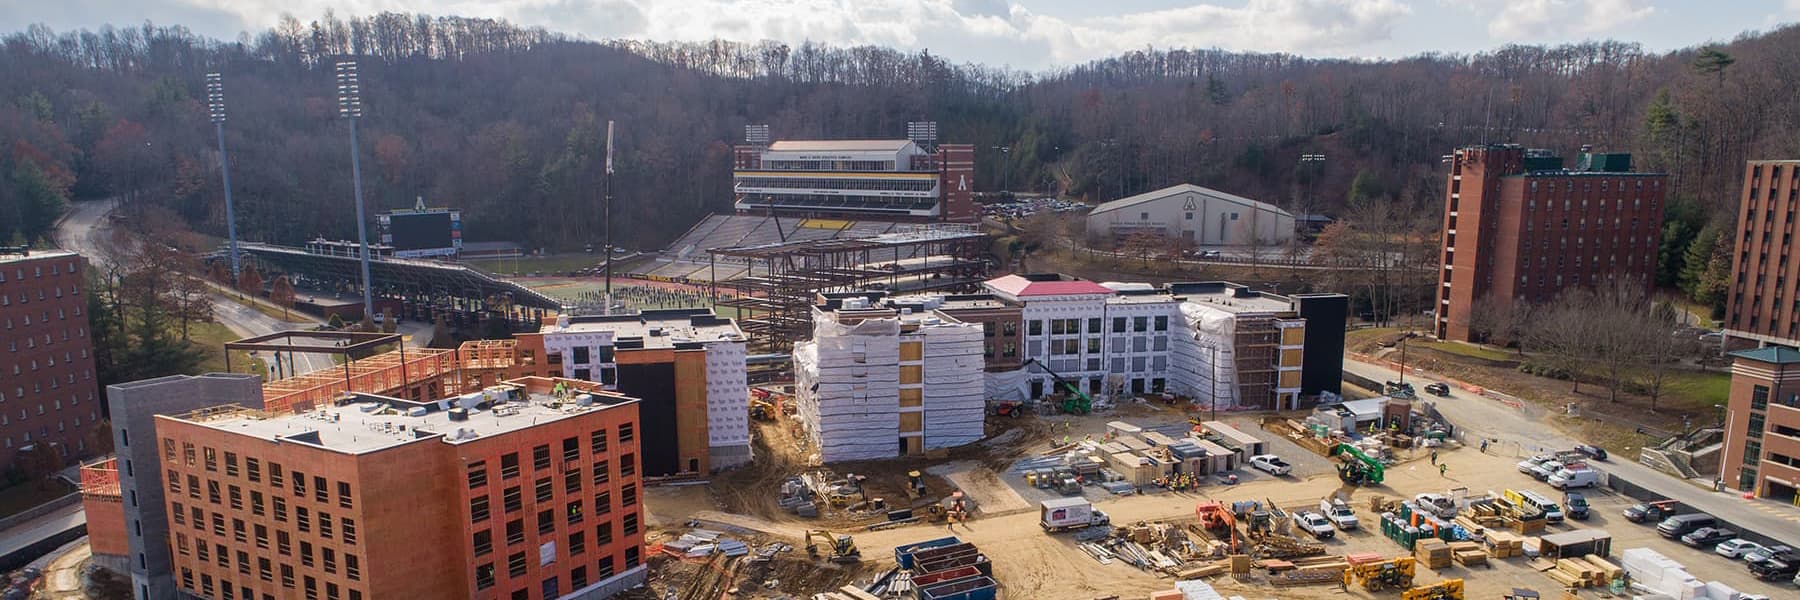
{"left": 270, "top": 462, "right": 283, "bottom": 487}
{"left": 251, "top": 491, "right": 265, "bottom": 516}
{"left": 278, "top": 531, "right": 291, "bottom": 555}
{"left": 501, "top": 453, "right": 520, "bottom": 479}
{"left": 592, "top": 460, "right": 610, "bottom": 485}
{"left": 343, "top": 518, "right": 356, "bottom": 544}
{"left": 621, "top": 454, "right": 636, "bottom": 477}
{"left": 623, "top": 512, "right": 639, "bottom": 535}
{"left": 1745, "top": 440, "right": 1763, "bottom": 466}
{"left": 508, "top": 552, "right": 527, "bottom": 577}
{"left": 246, "top": 458, "right": 260, "bottom": 482}
{"left": 274, "top": 497, "right": 287, "bottom": 522}
{"left": 535, "top": 477, "right": 554, "bottom": 503}
{"left": 572, "top": 346, "right": 590, "bottom": 364}
{"left": 320, "top": 512, "right": 334, "bottom": 538}
{"left": 542, "top": 576, "right": 560, "bottom": 599}
{"left": 626, "top": 546, "right": 641, "bottom": 568}
{"left": 596, "top": 522, "right": 613, "bottom": 545}
{"left": 255, "top": 524, "right": 268, "bottom": 549}
{"left": 476, "top": 564, "right": 496, "bottom": 590}
{"left": 293, "top": 470, "right": 306, "bottom": 497}
{"left": 599, "top": 556, "right": 615, "bottom": 578}
{"left": 301, "top": 541, "right": 315, "bottom": 567}
{"left": 229, "top": 485, "right": 242, "bottom": 509}
{"left": 323, "top": 548, "right": 337, "bottom": 574}
{"left": 468, "top": 461, "right": 488, "bottom": 488}
{"left": 622, "top": 484, "right": 637, "bottom": 507}
{"left": 1749, "top": 412, "right": 1766, "bottom": 439}
{"left": 472, "top": 496, "right": 491, "bottom": 523}
{"left": 1029, "top": 320, "right": 1043, "bottom": 336}
{"left": 1752, "top": 385, "right": 1770, "bottom": 411}
{"left": 506, "top": 519, "right": 525, "bottom": 545}
{"left": 1133, "top": 317, "right": 1148, "bottom": 332}
{"left": 297, "top": 507, "right": 310, "bottom": 532}
{"left": 259, "top": 558, "right": 273, "bottom": 582}
{"left": 346, "top": 554, "right": 360, "bottom": 580}
{"left": 618, "top": 423, "right": 634, "bottom": 442}
{"left": 590, "top": 429, "right": 608, "bottom": 454}
{"left": 565, "top": 470, "right": 582, "bottom": 494}
{"left": 225, "top": 452, "right": 238, "bottom": 477}
{"left": 204, "top": 447, "right": 217, "bottom": 471}
{"left": 572, "top": 566, "right": 588, "bottom": 589}
{"left": 533, "top": 445, "right": 551, "bottom": 470}
{"left": 474, "top": 531, "right": 493, "bottom": 556}
{"left": 233, "top": 518, "right": 247, "bottom": 542}
{"left": 504, "top": 486, "right": 523, "bottom": 513}
{"left": 338, "top": 481, "right": 352, "bottom": 508}
{"left": 538, "top": 509, "right": 556, "bottom": 534}
{"left": 1154, "top": 316, "right": 1168, "bottom": 331}
{"left": 567, "top": 499, "right": 584, "bottom": 524}
{"left": 595, "top": 491, "right": 611, "bottom": 515}
{"left": 280, "top": 565, "right": 295, "bottom": 589}
{"left": 314, "top": 476, "right": 328, "bottom": 502}
{"left": 563, "top": 437, "right": 580, "bottom": 462}
{"left": 569, "top": 531, "right": 586, "bottom": 555}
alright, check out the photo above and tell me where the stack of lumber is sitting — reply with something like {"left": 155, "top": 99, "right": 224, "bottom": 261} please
{"left": 1449, "top": 541, "right": 1487, "bottom": 567}
{"left": 1414, "top": 539, "right": 1452, "bottom": 569}
{"left": 1513, "top": 517, "right": 1548, "bottom": 535}
{"left": 1291, "top": 555, "right": 1350, "bottom": 573}
{"left": 1484, "top": 531, "right": 1524, "bottom": 558}
{"left": 1173, "top": 562, "right": 1228, "bottom": 579}
{"left": 1544, "top": 556, "right": 1616, "bottom": 588}
{"left": 1269, "top": 570, "right": 1342, "bottom": 587}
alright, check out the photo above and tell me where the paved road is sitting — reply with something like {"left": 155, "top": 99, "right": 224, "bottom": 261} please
{"left": 0, "top": 501, "right": 84, "bottom": 560}
{"left": 53, "top": 199, "right": 338, "bottom": 376}
{"left": 1345, "top": 357, "right": 1800, "bottom": 548}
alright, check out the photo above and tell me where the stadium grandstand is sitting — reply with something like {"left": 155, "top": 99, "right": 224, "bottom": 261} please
{"left": 236, "top": 241, "right": 562, "bottom": 328}
{"left": 630, "top": 122, "right": 977, "bottom": 283}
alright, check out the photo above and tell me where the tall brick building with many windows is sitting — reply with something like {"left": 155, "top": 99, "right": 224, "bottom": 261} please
{"left": 1719, "top": 347, "right": 1800, "bottom": 504}
{"left": 1434, "top": 145, "right": 1666, "bottom": 341}
{"left": 1, "top": 249, "right": 101, "bottom": 465}
{"left": 1723, "top": 160, "right": 1800, "bottom": 349}
{"left": 154, "top": 377, "right": 646, "bottom": 600}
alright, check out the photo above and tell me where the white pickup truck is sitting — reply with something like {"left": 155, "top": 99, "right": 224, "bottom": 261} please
{"left": 1250, "top": 454, "right": 1292, "bottom": 476}
{"left": 1295, "top": 512, "right": 1336, "bottom": 539}
{"left": 1319, "top": 499, "right": 1360, "bottom": 530}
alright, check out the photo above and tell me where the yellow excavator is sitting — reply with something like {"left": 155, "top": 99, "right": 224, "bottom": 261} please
{"left": 1402, "top": 579, "right": 1464, "bottom": 600}
{"left": 1343, "top": 557, "right": 1416, "bottom": 592}
{"left": 804, "top": 529, "right": 861, "bottom": 564}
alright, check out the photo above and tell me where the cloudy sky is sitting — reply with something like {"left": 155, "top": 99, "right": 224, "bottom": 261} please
{"left": 6, "top": 1, "right": 1798, "bottom": 69}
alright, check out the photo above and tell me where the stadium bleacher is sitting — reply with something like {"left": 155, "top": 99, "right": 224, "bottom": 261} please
{"left": 638, "top": 213, "right": 925, "bottom": 282}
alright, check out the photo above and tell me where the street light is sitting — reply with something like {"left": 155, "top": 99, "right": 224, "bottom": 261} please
{"left": 335, "top": 60, "right": 374, "bottom": 324}
{"left": 206, "top": 73, "right": 241, "bottom": 281}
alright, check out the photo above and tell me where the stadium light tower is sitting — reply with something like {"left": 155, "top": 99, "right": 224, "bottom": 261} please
{"left": 336, "top": 60, "right": 374, "bottom": 323}
{"left": 206, "top": 73, "right": 241, "bottom": 280}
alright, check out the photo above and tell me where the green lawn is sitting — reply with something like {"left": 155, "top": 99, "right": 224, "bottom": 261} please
{"left": 467, "top": 254, "right": 604, "bottom": 276}
{"left": 1416, "top": 339, "right": 1515, "bottom": 362}
{"left": 190, "top": 321, "right": 268, "bottom": 377}
{"left": 1658, "top": 370, "right": 1732, "bottom": 411}
{"left": 1345, "top": 326, "right": 1399, "bottom": 350}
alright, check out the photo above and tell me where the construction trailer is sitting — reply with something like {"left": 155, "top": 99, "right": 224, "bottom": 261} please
{"left": 1201, "top": 421, "right": 1267, "bottom": 459}
{"left": 1537, "top": 529, "right": 1613, "bottom": 559}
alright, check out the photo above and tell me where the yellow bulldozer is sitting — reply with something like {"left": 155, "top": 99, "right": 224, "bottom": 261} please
{"left": 1401, "top": 579, "right": 1464, "bottom": 600}
{"left": 804, "top": 529, "right": 861, "bottom": 564}
{"left": 1343, "top": 557, "right": 1416, "bottom": 592}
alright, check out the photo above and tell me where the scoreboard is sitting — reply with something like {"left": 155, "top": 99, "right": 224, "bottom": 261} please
{"left": 377, "top": 198, "right": 461, "bottom": 258}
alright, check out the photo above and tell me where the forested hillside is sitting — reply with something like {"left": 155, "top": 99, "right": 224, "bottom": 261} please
{"left": 2, "top": 13, "right": 1798, "bottom": 300}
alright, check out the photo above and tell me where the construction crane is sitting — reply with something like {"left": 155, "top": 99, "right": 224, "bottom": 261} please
{"left": 804, "top": 530, "right": 861, "bottom": 563}
{"left": 1402, "top": 579, "right": 1464, "bottom": 600}
{"left": 1343, "top": 557, "right": 1416, "bottom": 592}
{"left": 1023, "top": 358, "right": 1091, "bottom": 415}
{"left": 1331, "top": 443, "right": 1386, "bottom": 485}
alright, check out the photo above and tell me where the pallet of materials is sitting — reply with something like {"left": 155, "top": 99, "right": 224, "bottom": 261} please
{"left": 1484, "top": 531, "right": 1524, "bottom": 558}
{"left": 1413, "top": 539, "right": 1451, "bottom": 569}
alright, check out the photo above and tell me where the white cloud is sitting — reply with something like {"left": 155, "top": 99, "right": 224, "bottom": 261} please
{"left": 22, "top": 0, "right": 1412, "bottom": 69}
{"left": 1453, "top": 0, "right": 1655, "bottom": 41}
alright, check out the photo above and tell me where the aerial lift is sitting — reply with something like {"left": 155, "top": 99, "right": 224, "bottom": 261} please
{"left": 1343, "top": 557, "right": 1416, "bottom": 592}
{"left": 1023, "top": 358, "right": 1092, "bottom": 415}
{"left": 1401, "top": 579, "right": 1465, "bottom": 600}
{"left": 804, "top": 530, "right": 861, "bottom": 563}
{"left": 1331, "top": 443, "right": 1386, "bottom": 485}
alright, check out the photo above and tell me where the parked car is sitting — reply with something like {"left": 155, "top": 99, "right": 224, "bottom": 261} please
{"left": 1657, "top": 513, "right": 1715, "bottom": 538}
{"left": 1574, "top": 444, "right": 1609, "bottom": 461}
{"left": 1680, "top": 527, "right": 1736, "bottom": 548}
{"left": 1528, "top": 459, "right": 1565, "bottom": 481}
{"left": 1624, "top": 500, "right": 1678, "bottom": 523}
{"left": 1749, "top": 557, "right": 1798, "bottom": 581}
{"left": 1250, "top": 455, "right": 1292, "bottom": 476}
{"left": 1319, "top": 499, "right": 1360, "bottom": 530}
{"left": 1295, "top": 512, "right": 1336, "bottom": 539}
{"left": 1563, "top": 492, "right": 1591, "bottom": 521}
{"left": 1744, "top": 544, "right": 1793, "bottom": 564}
{"left": 1423, "top": 382, "right": 1451, "bottom": 397}
{"left": 1716, "top": 538, "right": 1766, "bottom": 559}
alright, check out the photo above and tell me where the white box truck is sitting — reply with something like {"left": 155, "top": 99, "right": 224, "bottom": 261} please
{"left": 1040, "top": 498, "right": 1110, "bottom": 532}
{"left": 1548, "top": 467, "right": 1599, "bottom": 489}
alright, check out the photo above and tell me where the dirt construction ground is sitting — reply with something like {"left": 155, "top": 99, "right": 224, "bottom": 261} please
{"left": 643, "top": 406, "right": 1798, "bottom": 600}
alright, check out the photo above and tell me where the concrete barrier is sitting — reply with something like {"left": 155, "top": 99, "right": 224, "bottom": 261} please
{"left": 0, "top": 492, "right": 80, "bottom": 531}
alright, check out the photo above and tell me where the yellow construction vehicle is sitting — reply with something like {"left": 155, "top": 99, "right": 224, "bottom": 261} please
{"left": 906, "top": 471, "right": 927, "bottom": 499}
{"left": 1401, "top": 579, "right": 1464, "bottom": 600}
{"left": 750, "top": 398, "right": 777, "bottom": 421}
{"left": 1343, "top": 557, "right": 1416, "bottom": 592}
{"left": 804, "top": 529, "right": 861, "bottom": 564}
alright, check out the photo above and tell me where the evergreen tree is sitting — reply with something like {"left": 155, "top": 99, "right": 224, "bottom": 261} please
{"left": 12, "top": 159, "right": 68, "bottom": 244}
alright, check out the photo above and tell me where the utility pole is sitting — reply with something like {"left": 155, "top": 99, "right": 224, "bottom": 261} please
{"left": 603, "top": 120, "right": 615, "bottom": 314}
{"left": 206, "top": 73, "right": 241, "bottom": 281}
{"left": 992, "top": 145, "right": 1011, "bottom": 195}
{"left": 336, "top": 60, "right": 373, "bottom": 323}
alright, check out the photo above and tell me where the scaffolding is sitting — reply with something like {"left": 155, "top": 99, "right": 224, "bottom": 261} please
{"left": 79, "top": 457, "right": 121, "bottom": 500}
{"left": 708, "top": 224, "right": 987, "bottom": 352}
{"left": 1232, "top": 315, "right": 1281, "bottom": 410}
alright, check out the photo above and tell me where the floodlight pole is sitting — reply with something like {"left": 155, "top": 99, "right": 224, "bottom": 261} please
{"left": 207, "top": 73, "right": 241, "bottom": 280}
{"left": 603, "top": 120, "right": 615, "bottom": 314}
{"left": 337, "top": 60, "right": 374, "bottom": 322}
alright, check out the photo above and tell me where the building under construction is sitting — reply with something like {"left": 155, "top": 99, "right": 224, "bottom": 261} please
{"left": 708, "top": 224, "right": 987, "bottom": 352}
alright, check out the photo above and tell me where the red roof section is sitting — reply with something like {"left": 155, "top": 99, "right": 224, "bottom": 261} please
{"left": 986, "top": 274, "right": 1114, "bottom": 297}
